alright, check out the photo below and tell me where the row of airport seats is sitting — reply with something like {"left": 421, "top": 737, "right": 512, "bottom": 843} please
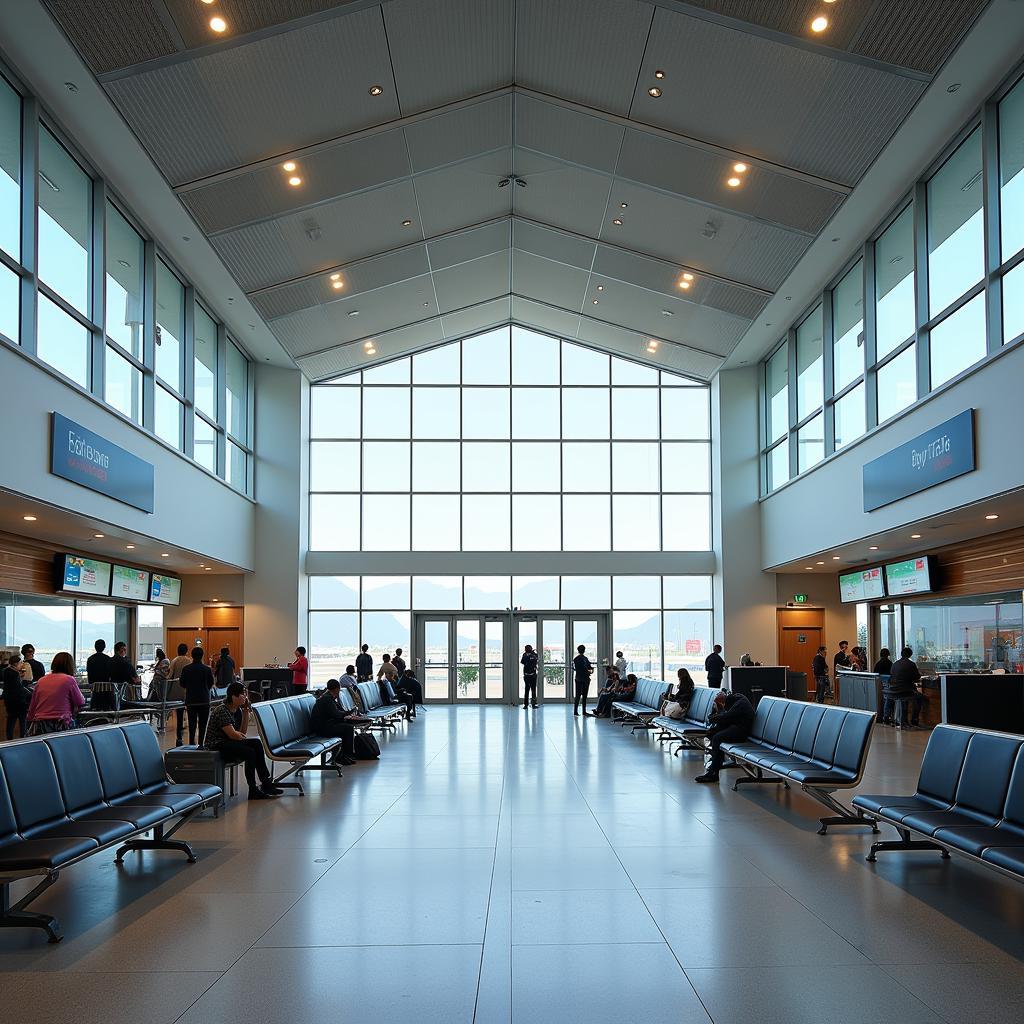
{"left": 611, "top": 678, "right": 668, "bottom": 729}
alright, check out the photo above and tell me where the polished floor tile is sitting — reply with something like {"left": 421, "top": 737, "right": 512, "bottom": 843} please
{"left": 512, "top": 889, "right": 663, "bottom": 945}
{"left": 617, "top": 845, "right": 773, "bottom": 888}
{"left": 883, "top": 962, "right": 1024, "bottom": 1024}
{"left": 512, "top": 845, "right": 631, "bottom": 891}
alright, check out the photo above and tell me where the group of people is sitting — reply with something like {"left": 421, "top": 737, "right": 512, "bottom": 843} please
{"left": 340, "top": 645, "right": 423, "bottom": 716}
{"left": 2, "top": 648, "right": 84, "bottom": 738}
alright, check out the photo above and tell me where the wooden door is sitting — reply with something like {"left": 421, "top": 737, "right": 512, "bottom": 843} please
{"left": 166, "top": 627, "right": 205, "bottom": 662}
{"left": 777, "top": 608, "right": 825, "bottom": 700}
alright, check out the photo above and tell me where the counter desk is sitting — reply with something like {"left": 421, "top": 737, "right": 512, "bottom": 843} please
{"left": 941, "top": 673, "right": 1024, "bottom": 734}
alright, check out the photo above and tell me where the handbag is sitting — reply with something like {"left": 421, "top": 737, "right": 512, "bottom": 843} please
{"left": 663, "top": 700, "right": 685, "bottom": 720}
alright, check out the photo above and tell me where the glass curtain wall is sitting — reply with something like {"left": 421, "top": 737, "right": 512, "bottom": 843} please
{"left": 308, "top": 575, "right": 714, "bottom": 688}
{"left": 309, "top": 327, "right": 711, "bottom": 553}
{"left": 0, "top": 64, "right": 252, "bottom": 494}
{"left": 761, "top": 68, "right": 1024, "bottom": 493}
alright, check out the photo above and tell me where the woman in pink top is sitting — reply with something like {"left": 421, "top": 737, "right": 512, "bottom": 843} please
{"left": 287, "top": 646, "right": 308, "bottom": 695}
{"left": 26, "top": 652, "right": 85, "bottom": 735}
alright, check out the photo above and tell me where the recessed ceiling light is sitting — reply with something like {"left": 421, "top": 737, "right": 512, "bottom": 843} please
{"left": 647, "top": 340, "right": 658, "bottom": 350}
{"left": 332, "top": 281, "right": 344, "bottom": 290}
{"left": 678, "top": 280, "right": 691, "bottom": 290}
{"left": 369, "top": 85, "right": 384, "bottom": 96}
{"left": 126, "top": 544, "right": 135, "bottom": 550}
{"left": 661, "top": 310, "right": 673, "bottom": 317}
{"left": 402, "top": 219, "right": 412, "bottom": 226}
{"left": 22, "top": 515, "right": 37, "bottom": 522}
{"left": 204, "top": 566, "right": 212, "bottom": 571}
{"left": 282, "top": 161, "right": 296, "bottom": 172}
{"left": 94, "top": 533, "right": 104, "bottom": 539}
{"left": 288, "top": 175, "right": 302, "bottom": 187}
{"left": 911, "top": 533, "right": 921, "bottom": 539}
{"left": 810, "top": 16, "right": 828, "bottom": 33}
{"left": 209, "top": 16, "right": 228, "bottom": 32}
{"left": 647, "top": 87, "right": 662, "bottom": 98}
{"left": 201, "top": 0, "right": 215, "bottom": 4}
{"left": 733, "top": 162, "right": 748, "bottom": 173}
{"left": 619, "top": 202, "right": 628, "bottom": 209}
{"left": 726, "top": 176, "right": 742, "bottom": 188}
{"left": 985, "top": 514, "right": 1000, "bottom": 520}
{"left": 612, "top": 218, "right": 623, "bottom": 226}
{"left": 596, "top": 285, "right": 604, "bottom": 291}
{"left": 832, "top": 556, "right": 840, "bottom": 560}
{"left": 869, "top": 546, "right": 879, "bottom": 551}
{"left": 592, "top": 299, "right": 599, "bottom": 305}
{"left": 805, "top": 567, "right": 814, "bottom": 571}
{"left": 365, "top": 347, "right": 376, "bottom": 356}
{"left": 160, "top": 553, "right": 170, "bottom": 558}
{"left": 117, "top": 259, "right": 130, "bottom": 269}
{"left": 683, "top": 272, "right": 694, "bottom": 282}
{"left": 654, "top": 70, "right": 665, "bottom": 80}
{"left": 816, "top": 561, "right": 825, "bottom": 565}
{"left": 348, "top": 310, "right": 360, "bottom": 317}
{"left": 330, "top": 272, "right": 341, "bottom": 281}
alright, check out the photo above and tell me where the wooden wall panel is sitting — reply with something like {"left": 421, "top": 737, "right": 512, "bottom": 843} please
{"left": 925, "top": 526, "right": 1024, "bottom": 599}
{"left": 0, "top": 531, "right": 60, "bottom": 596}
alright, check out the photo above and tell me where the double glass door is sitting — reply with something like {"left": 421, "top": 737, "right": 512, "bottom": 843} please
{"left": 414, "top": 611, "right": 608, "bottom": 703}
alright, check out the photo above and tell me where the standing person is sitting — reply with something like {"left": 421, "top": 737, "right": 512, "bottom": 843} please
{"left": 704, "top": 644, "right": 725, "bottom": 688}
{"left": 169, "top": 643, "right": 192, "bottom": 745}
{"left": 204, "top": 682, "right": 282, "bottom": 800}
{"left": 213, "top": 647, "right": 236, "bottom": 691}
{"left": 20, "top": 644, "right": 45, "bottom": 682}
{"left": 695, "top": 689, "right": 755, "bottom": 784}
{"left": 521, "top": 644, "right": 539, "bottom": 709}
{"left": 310, "top": 679, "right": 358, "bottom": 765}
{"left": 26, "top": 652, "right": 84, "bottom": 735}
{"left": 392, "top": 648, "right": 407, "bottom": 677}
{"left": 86, "top": 640, "right": 113, "bottom": 684}
{"left": 614, "top": 651, "right": 628, "bottom": 676}
{"left": 572, "top": 645, "right": 593, "bottom": 717}
{"left": 812, "top": 645, "right": 829, "bottom": 704}
{"left": 148, "top": 647, "right": 171, "bottom": 701}
{"left": 109, "top": 642, "right": 141, "bottom": 699}
{"left": 355, "top": 644, "right": 373, "bottom": 682}
{"left": 831, "top": 640, "right": 850, "bottom": 701}
{"left": 288, "top": 646, "right": 308, "bottom": 695}
{"left": 888, "top": 647, "right": 925, "bottom": 727}
{"left": 3, "top": 653, "right": 31, "bottom": 740}
{"left": 850, "top": 647, "right": 867, "bottom": 672}
{"left": 179, "top": 647, "right": 215, "bottom": 746}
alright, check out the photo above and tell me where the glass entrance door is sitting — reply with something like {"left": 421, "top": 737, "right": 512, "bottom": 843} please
{"left": 512, "top": 613, "right": 608, "bottom": 703}
{"left": 415, "top": 614, "right": 508, "bottom": 702}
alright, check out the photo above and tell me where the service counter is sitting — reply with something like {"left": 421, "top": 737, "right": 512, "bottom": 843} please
{"left": 835, "top": 670, "right": 883, "bottom": 721}
{"left": 726, "top": 665, "right": 787, "bottom": 706}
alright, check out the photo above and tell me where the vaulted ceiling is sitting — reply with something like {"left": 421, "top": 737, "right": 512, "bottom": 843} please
{"left": 44, "top": 0, "right": 989, "bottom": 380}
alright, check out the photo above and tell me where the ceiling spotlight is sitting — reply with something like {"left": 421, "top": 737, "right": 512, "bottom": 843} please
{"left": 985, "top": 514, "right": 1000, "bottom": 520}
{"left": 911, "top": 533, "right": 922, "bottom": 539}
{"left": 816, "top": 561, "right": 825, "bottom": 565}
{"left": 288, "top": 175, "right": 302, "bottom": 187}
{"left": 402, "top": 219, "right": 413, "bottom": 226}
{"left": 869, "top": 546, "right": 879, "bottom": 551}
{"left": 209, "top": 16, "right": 228, "bottom": 32}
{"left": 596, "top": 285, "right": 604, "bottom": 291}
{"left": 832, "top": 556, "right": 840, "bottom": 560}
{"left": 332, "top": 281, "right": 344, "bottom": 290}
{"left": 282, "top": 161, "right": 296, "bottom": 172}
{"left": 805, "top": 567, "right": 814, "bottom": 571}
{"left": 365, "top": 347, "right": 376, "bottom": 356}
{"left": 204, "top": 566, "right": 212, "bottom": 571}
{"left": 22, "top": 515, "right": 37, "bottom": 522}
{"left": 126, "top": 544, "right": 135, "bottom": 550}
{"left": 727, "top": 176, "right": 742, "bottom": 188}
{"left": 369, "top": 85, "right": 384, "bottom": 96}
{"left": 592, "top": 299, "right": 599, "bottom": 305}
{"left": 811, "top": 16, "right": 828, "bottom": 32}
{"left": 329, "top": 272, "right": 341, "bottom": 281}
{"left": 661, "top": 310, "right": 673, "bottom": 317}
{"left": 648, "top": 87, "right": 663, "bottom": 98}
{"left": 682, "top": 272, "right": 694, "bottom": 281}
{"left": 678, "top": 280, "right": 691, "bottom": 290}
{"left": 619, "top": 202, "right": 628, "bottom": 209}
{"left": 348, "top": 310, "right": 360, "bottom": 317}
{"left": 733, "top": 162, "right": 748, "bottom": 173}
{"left": 160, "top": 553, "right": 170, "bottom": 558}
{"left": 94, "top": 533, "right": 105, "bottom": 539}
{"left": 612, "top": 218, "right": 623, "bottom": 226}
{"left": 654, "top": 70, "right": 665, "bottom": 80}
{"left": 647, "top": 340, "right": 658, "bottom": 351}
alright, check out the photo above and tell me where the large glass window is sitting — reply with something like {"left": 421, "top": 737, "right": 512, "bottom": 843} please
{"left": 876, "top": 344, "right": 917, "bottom": 423}
{"left": 1004, "top": 260, "right": 1024, "bottom": 344}
{"left": 875, "top": 205, "right": 915, "bottom": 359}
{"left": 832, "top": 260, "right": 864, "bottom": 392}
{"left": 104, "top": 203, "right": 144, "bottom": 357}
{"left": 155, "top": 259, "right": 184, "bottom": 392}
{"left": 194, "top": 303, "right": 218, "bottom": 420}
{"left": 797, "top": 414, "right": 824, "bottom": 473}
{"left": 795, "top": 306, "right": 822, "bottom": 420}
{"left": 928, "top": 128, "right": 984, "bottom": 317}
{"left": 0, "top": 75, "right": 20, "bottom": 261}
{"left": 155, "top": 384, "right": 183, "bottom": 450}
{"left": 309, "top": 328, "right": 711, "bottom": 552}
{"left": 833, "top": 382, "right": 865, "bottom": 451}
{"left": 930, "top": 292, "right": 986, "bottom": 388}
{"left": 0, "top": 263, "right": 17, "bottom": 343}
{"left": 226, "top": 341, "right": 249, "bottom": 443}
{"left": 765, "top": 344, "right": 788, "bottom": 444}
{"left": 38, "top": 127, "right": 90, "bottom": 315}
{"left": 194, "top": 413, "right": 216, "bottom": 473}
{"left": 37, "top": 293, "right": 88, "bottom": 385}
{"left": 105, "top": 344, "right": 142, "bottom": 423}
{"left": 999, "top": 76, "right": 1024, "bottom": 262}
{"left": 767, "top": 440, "right": 789, "bottom": 492}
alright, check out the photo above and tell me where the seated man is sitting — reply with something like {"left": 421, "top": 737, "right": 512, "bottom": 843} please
{"left": 593, "top": 667, "right": 620, "bottom": 718}
{"left": 695, "top": 689, "right": 754, "bottom": 784}
{"left": 339, "top": 665, "right": 359, "bottom": 690}
{"left": 310, "top": 679, "right": 359, "bottom": 765}
{"left": 399, "top": 668, "right": 423, "bottom": 712}
{"left": 204, "top": 682, "right": 284, "bottom": 800}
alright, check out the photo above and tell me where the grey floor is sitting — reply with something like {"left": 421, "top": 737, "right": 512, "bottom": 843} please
{"left": 3, "top": 706, "right": 1024, "bottom": 1024}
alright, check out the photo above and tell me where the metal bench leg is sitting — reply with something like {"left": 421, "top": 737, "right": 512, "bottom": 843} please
{"left": 732, "top": 765, "right": 789, "bottom": 791}
{"left": 115, "top": 823, "right": 197, "bottom": 864}
{"left": 0, "top": 875, "right": 63, "bottom": 943}
{"left": 269, "top": 762, "right": 305, "bottom": 795}
{"left": 810, "top": 790, "right": 880, "bottom": 835}
{"left": 866, "top": 826, "right": 950, "bottom": 862}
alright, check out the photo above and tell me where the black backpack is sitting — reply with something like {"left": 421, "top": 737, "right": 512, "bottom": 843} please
{"left": 354, "top": 732, "right": 381, "bottom": 759}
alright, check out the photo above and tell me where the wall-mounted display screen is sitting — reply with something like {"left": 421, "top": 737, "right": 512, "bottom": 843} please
{"left": 56, "top": 554, "right": 112, "bottom": 597}
{"left": 111, "top": 564, "right": 150, "bottom": 602}
{"left": 149, "top": 573, "right": 182, "bottom": 606}
{"left": 885, "top": 557, "right": 934, "bottom": 596}
{"left": 839, "top": 567, "right": 885, "bottom": 603}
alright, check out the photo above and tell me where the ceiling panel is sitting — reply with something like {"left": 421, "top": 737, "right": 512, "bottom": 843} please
{"left": 299, "top": 317, "right": 448, "bottom": 380}
{"left": 385, "top": 0, "right": 513, "bottom": 113}
{"left": 512, "top": 219, "right": 596, "bottom": 270}
{"left": 514, "top": 0, "right": 654, "bottom": 116}
{"left": 432, "top": 251, "right": 510, "bottom": 314}
{"left": 512, "top": 250, "right": 590, "bottom": 312}
{"left": 104, "top": 10, "right": 399, "bottom": 184}
{"left": 512, "top": 152, "right": 612, "bottom": 238}
{"left": 404, "top": 95, "right": 512, "bottom": 173}
{"left": 510, "top": 297, "right": 582, "bottom": 340}
{"left": 428, "top": 220, "right": 510, "bottom": 271}
{"left": 575, "top": 317, "right": 723, "bottom": 379}
{"left": 634, "top": 8, "right": 925, "bottom": 186}
{"left": 442, "top": 297, "right": 513, "bottom": 339}
{"left": 320, "top": 274, "right": 438, "bottom": 344}
{"left": 166, "top": 1, "right": 359, "bottom": 50}
{"left": 515, "top": 94, "right": 624, "bottom": 173}
{"left": 179, "top": 128, "right": 411, "bottom": 234}
{"left": 413, "top": 150, "right": 513, "bottom": 236}
{"left": 267, "top": 305, "right": 332, "bottom": 357}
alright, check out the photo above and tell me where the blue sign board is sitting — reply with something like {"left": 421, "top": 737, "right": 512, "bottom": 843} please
{"left": 50, "top": 413, "right": 155, "bottom": 513}
{"left": 863, "top": 409, "right": 975, "bottom": 512}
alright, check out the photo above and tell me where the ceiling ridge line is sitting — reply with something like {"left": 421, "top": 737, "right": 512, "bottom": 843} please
{"left": 625, "top": 1, "right": 659, "bottom": 124}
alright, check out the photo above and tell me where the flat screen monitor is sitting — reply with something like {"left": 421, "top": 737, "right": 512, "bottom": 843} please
{"left": 56, "top": 554, "right": 112, "bottom": 597}
{"left": 149, "top": 573, "right": 182, "bottom": 606}
{"left": 111, "top": 564, "right": 150, "bottom": 602}
{"left": 885, "top": 556, "right": 934, "bottom": 597}
{"left": 839, "top": 567, "right": 885, "bottom": 603}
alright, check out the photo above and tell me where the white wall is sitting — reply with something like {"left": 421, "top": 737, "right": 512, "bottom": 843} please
{"left": 165, "top": 574, "right": 246, "bottom": 628}
{"left": 244, "top": 366, "right": 309, "bottom": 667}
{"left": 2, "top": 345, "right": 255, "bottom": 568}
{"left": 761, "top": 343, "right": 1024, "bottom": 569}
{"left": 713, "top": 368, "right": 779, "bottom": 663}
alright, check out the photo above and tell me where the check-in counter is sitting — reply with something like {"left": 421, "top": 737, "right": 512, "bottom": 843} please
{"left": 941, "top": 673, "right": 1024, "bottom": 734}
{"left": 835, "top": 670, "right": 883, "bottom": 721}
{"left": 726, "top": 665, "right": 787, "bottom": 706}
{"left": 241, "top": 666, "right": 292, "bottom": 700}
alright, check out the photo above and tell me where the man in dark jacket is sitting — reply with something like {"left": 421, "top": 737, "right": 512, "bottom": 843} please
{"left": 179, "top": 647, "right": 215, "bottom": 746}
{"left": 310, "top": 679, "right": 358, "bottom": 764}
{"left": 521, "top": 645, "right": 539, "bottom": 709}
{"left": 888, "top": 647, "right": 924, "bottom": 727}
{"left": 812, "top": 646, "right": 829, "bottom": 704}
{"left": 355, "top": 644, "right": 373, "bottom": 681}
{"left": 704, "top": 645, "right": 725, "bottom": 688}
{"left": 696, "top": 690, "right": 755, "bottom": 783}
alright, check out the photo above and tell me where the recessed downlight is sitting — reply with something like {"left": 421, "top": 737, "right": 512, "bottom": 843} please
{"left": 869, "top": 546, "right": 879, "bottom": 551}
{"left": 678, "top": 280, "right": 691, "bottom": 290}
{"left": 210, "top": 16, "right": 228, "bottom": 33}
{"left": 94, "top": 533, "right": 104, "bottom": 539}
{"left": 647, "top": 87, "right": 662, "bottom": 98}
{"left": 282, "top": 161, "right": 297, "bottom": 172}
{"left": 596, "top": 285, "right": 604, "bottom": 291}
{"left": 330, "top": 272, "right": 341, "bottom": 281}
{"left": 22, "top": 515, "right": 37, "bottom": 522}
{"left": 204, "top": 566, "right": 212, "bottom": 571}
{"left": 811, "top": 15, "right": 828, "bottom": 32}
{"left": 369, "top": 85, "right": 384, "bottom": 96}
{"left": 733, "top": 162, "right": 748, "bottom": 173}
{"left": 816, "top": 561, "right": 825, "bottom": 565}
{"left": 287, "top": 175, "right": 302, "bottom": 187}
{"left": 619, "top": 202, "right": 628, "bottom": 209}
{"left": 126, "top": 544, "right": 135, "bottom": 550}
{"left": 832, "top": 555, "right": 840, "bottom": 560}
{"left": 160, "top": 553, "right": 170, "bottom": 558}
{"left": 654, "top": 70, "right": 665, "bottom": 80}
{"left": 986, "top": 514, "right": 1000, "bottom": 520}
{"left": 911, "top": 533, "right": 922, "bottom": 539}
{"left": 726, "top": 176, "right": 742, "bottom": 188}
{"left": 348, "top": 310, "right": 360, "bottom": 317}
{"left": 612, "top": 218, "right": 623, "bottom": 226}
{"left": 592, "top": 299, "right": 599, "bottom": 305}
{"left": 402, "top": 219, "right": 413, "bottom": 227}
{"left": 805, "top": 567, "right": 814, "bottom": 571}
{"left": 332, "top": 281, "right": 344, "bottom": 290}
{"left": 682, "top": 272, "right": 694, "bottom": 282}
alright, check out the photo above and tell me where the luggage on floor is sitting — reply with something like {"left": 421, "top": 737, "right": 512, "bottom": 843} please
{"left": 354, "top": 732, "right": 381, "bottom": 759}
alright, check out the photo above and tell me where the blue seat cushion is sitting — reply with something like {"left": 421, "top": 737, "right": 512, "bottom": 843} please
{"left": 934, "top": 824, "right": 1024, "bottom": 858}
{"left": 853, "top": 794, "right": 950, "bottom": 818}
{"left": 900, "top": 808, "right": 999, "bottom": 836}
{"left": 0, "top": 835, "right": 98, "bottom": 870}
{"left": 982, "top": 846, "right": 1024, "bottom": 875}
{"left": 73, "top": 805, "right": 170, "bottom": 830}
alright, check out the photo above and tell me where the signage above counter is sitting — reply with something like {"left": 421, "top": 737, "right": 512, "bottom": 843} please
{"left": 863, "top": 409, "right": 975, "bottom": 512}
{"left": 50, "top": 413, "right": 155, "bottom": 513}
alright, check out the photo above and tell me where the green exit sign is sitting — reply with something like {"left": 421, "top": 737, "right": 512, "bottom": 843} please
{"left": 793, "top": 594, "right": 809, "bottom": 604}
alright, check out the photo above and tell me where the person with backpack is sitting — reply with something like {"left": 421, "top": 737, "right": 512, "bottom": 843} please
{"left": 213, "top": 647, "right": 235, "bottom": 690}
{"left": 355, "top": 644, "right": 373, "bottom": 681}
{"left": 521, "top": 644, "right": 539, "bottom": 709}
{"left": 309, "top": 679, "right": 358, "bottom": 766}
